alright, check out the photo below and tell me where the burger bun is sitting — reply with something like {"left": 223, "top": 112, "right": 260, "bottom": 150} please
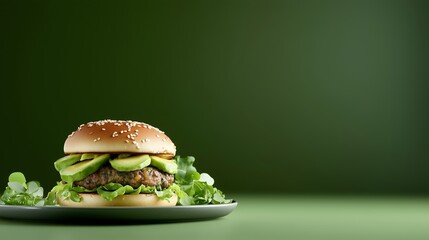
{"left": 64, "top": 120, "right": 176, "bottom": 158}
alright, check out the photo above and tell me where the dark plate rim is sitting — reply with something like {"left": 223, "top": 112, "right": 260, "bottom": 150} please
{"left": 0, "top": 201, "right": 238, "bottom": 223}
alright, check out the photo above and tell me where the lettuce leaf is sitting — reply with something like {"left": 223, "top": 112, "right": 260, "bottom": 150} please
{"left": 48, "top": 181, "right": 177, "bottom": 203}
{"left": 0, "top": 172, "right": 46, "bottom": 206}
{"left": 175, "top": 156, "right": 200, "bottom": 185}
{"left": 173, "top": 156, "right": 232, "bottom": 205}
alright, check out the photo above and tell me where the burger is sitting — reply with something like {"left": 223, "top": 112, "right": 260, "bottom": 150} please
{"left": 49, "top": 119, "right": 230, "bottom": 207}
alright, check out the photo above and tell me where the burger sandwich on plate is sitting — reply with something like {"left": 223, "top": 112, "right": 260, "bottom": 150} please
{"left": 48, "top": 120, "right": 230, "bottom": 207}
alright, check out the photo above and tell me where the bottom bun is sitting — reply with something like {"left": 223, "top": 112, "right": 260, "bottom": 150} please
{"left": 57, "top": 193, "right": 178, "bottom": 207}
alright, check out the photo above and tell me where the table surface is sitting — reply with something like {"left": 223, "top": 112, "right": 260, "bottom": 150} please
{"left": 2, "top": 194, "right": 429, "bottom": 240}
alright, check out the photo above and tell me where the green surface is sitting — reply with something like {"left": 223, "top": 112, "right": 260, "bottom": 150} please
{"left": 2, "top": 195, "right": 429, "bottom": 240}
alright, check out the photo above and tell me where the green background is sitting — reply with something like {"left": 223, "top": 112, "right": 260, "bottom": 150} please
{"left": 1, "top": 0, "right": 428, "bottom": 196}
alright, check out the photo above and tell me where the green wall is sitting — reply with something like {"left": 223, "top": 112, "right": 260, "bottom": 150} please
{"left": 1, "top": 0, "right": 428, "bottom": 195}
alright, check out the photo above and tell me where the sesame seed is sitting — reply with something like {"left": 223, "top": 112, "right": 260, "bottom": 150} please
{"left": 102, "top": 128, "right": 106, "bottom": 131}
{"left": 125, "top": 140, "right": 129, "bottom": 143}
{"left": 77, "top": 124, "right": 85, "bottom": 131}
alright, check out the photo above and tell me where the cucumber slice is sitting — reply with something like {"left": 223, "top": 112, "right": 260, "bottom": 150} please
{"left": 60, "top": 154, "right": 110, "bottom": 182}
{"left": 80, "top": 153, "right": 99, "bottom": 161}
{"left": 54, "top": 154, "right": 82, "bottom": 172}
{"left": 117, "top": 153, "right": 133, "bottom": 159}
{"left": 150, "top": 156, "right": 177, "bottom": 174}
{"left": 110, "top": 154, "right": 151, "bottom": 172}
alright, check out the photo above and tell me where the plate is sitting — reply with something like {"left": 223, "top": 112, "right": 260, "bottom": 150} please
{"left": 0, "top": 202, "right": 237, "bottom": 223}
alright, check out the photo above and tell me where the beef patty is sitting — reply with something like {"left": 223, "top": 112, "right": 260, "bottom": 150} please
{"left": 73, "top": 165, "right": 174, "bottom": 190}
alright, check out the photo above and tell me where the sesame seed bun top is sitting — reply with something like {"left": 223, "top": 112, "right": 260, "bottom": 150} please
{"left": 63, "top": 120, "right": 176, "bottom": 157}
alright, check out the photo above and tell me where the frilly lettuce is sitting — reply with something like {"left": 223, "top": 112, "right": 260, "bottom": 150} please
{"left": 0, "top": 172, "right": 46, "bottom": 206}
{"left": 46, "top": 181, "right": 176, "bottom": 204}
{"left": 173, "top": 156, "right": 231, "bottom": 205}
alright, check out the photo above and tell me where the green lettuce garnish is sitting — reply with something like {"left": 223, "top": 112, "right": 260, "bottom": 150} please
{"left": 173, "top": 156, "right": 231, "bottom": 205}
{"left": 0, "top": 172, "right": 46, "bottom": 206}
{"left": 48, "top": 181, "right": 177, "bottom": 203}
